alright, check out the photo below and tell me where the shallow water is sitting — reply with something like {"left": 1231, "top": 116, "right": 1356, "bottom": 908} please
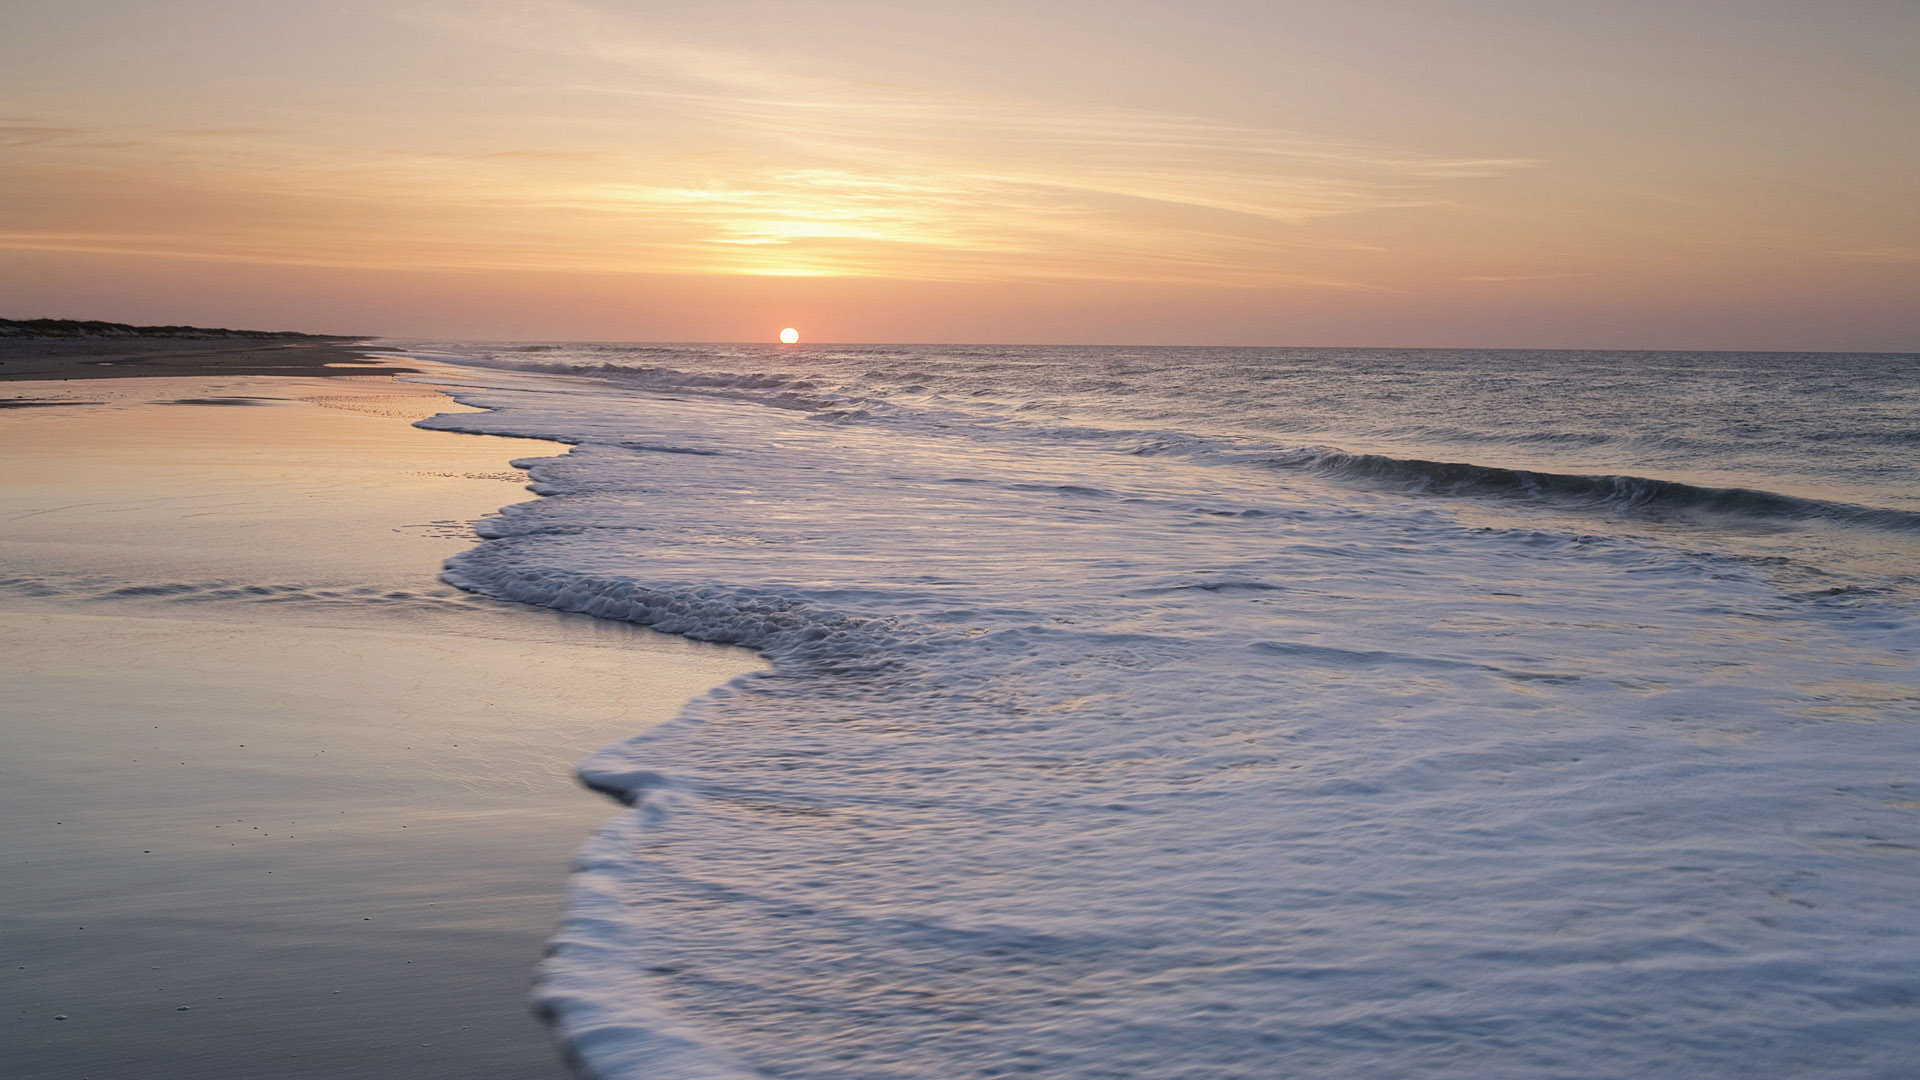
{"left": 410, "top": 344, "right": 1920, "bottom": 1079}
{"left": 0, "top": 379, "right": 759, "bottom": 1080}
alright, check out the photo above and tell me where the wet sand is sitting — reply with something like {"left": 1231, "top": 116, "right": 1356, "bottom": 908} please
{"left": 0, "top": 367, "right": 763, "bottom": 1079}
{"left": 0, "top": 336, "right": 416, "bottom": 382}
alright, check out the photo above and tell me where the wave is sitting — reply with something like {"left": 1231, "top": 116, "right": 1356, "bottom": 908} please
{"left": 437, "top": 558, "right": 915, "bottom": 677}
{"left": 1247, "top": 448, "right": 1920, "bottom": 532}
{"left": 0, "top": 573, "right": 490, "bottom": 611}
{"left": 401, "top": 357, "right": 1920, "bottom": 1080}
{"left": 427, "top": 350, "right": 1920, "bottom": 538}
{"left": 440, "top": 353, "right": 842, "bottom": 408}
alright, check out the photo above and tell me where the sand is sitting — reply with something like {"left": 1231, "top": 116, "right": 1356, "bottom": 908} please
{"left": 0, "top": 336, "right": 417, "bottom": 382}
{"left": 0, "top": 365, "right": 763, "bottom": 1079}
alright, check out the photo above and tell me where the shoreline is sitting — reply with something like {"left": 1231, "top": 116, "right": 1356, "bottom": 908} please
{"left": 0, "top": 336, "right": 417, "bottom": 383}
{"left": 0, "top": 355, "right": 763, "bottom": 1079}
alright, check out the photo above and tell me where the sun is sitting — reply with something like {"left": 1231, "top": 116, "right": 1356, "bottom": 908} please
{"left": 778, "top": 327, "right": 800, "bottom": 344}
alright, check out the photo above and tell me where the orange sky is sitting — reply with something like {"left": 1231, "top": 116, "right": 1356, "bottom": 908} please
{"left": 4, "top": 0, "right": 1917, "bottom": 347}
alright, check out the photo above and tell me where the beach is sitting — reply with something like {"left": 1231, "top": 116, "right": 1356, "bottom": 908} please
{"left": 0, "top": 335, "right": 417, "bottom": 383}
{"left": 7, "top": 0, "right": 1914, "bottom": 1071}
{"left": 7, "top": 338, "right": 1918, "bottom": 1079}
{"left": 0, "top": 345, "right": 763, "bottom": 1079}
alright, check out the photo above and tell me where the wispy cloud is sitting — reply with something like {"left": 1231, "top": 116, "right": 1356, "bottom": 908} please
{"left": 0, "top": 0, "right": 1537, "bottom": 286}
{"left": 0, "top": 122, "right": 93, "bottom": 147}
{"left": 1459, "top": 273, "right": 1578, "bottom": 283}
{"left": 384, "top": 0, "right": 1537, "bottom": 283}
{"left": 1830, "top": 246, "right": 1920, "bottom": 263}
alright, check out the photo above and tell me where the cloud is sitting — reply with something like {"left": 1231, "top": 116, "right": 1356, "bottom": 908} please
{"left": 388, "top": 0, "right": 1537, "bottom": 283}
{"left": 0, "top": 122, "right": 90, "bottom": 147}
{"left": 1, "top": 0, "right": 1537, "bottom": 288}
{"left": 1830, "top": 246, "right": 1920, "bottom": 263}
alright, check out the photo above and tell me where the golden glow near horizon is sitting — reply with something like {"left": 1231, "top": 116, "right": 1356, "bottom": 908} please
{"left": 1, "top": 0, "right": 1916, "bottom": 348}
{"left": 779, "top": 327, "right": 799, "bottom": 344}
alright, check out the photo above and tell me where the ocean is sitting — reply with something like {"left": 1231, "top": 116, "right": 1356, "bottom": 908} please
{"left": 407, "top": 343, "right": 1919, "bottom": 1079}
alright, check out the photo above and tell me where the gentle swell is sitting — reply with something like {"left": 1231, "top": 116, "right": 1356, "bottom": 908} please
{"left": 401, "top": 356, "right": 1920, "bottom": 1080}
{"left": 1256, "top": 448, "right": 1920, "bottom": 532}
{"left": 428, "top": 351, "right": 1920, "bottom": 535}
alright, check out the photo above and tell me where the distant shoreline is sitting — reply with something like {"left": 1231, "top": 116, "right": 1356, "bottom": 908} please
{"left": 0, "top": 329, "right": 417, "bottom": 382}
{"left": 0, "top": 316, "right": 350, "bottom": 340}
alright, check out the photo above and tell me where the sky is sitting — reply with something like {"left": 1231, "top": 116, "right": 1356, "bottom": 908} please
{"left": 2, "top": 0, "right": 1917, "bottom": 348}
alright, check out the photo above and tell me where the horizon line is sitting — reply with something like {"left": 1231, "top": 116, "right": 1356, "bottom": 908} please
{"left": 379, "top": 336, "right": 1920, "bottom": 356}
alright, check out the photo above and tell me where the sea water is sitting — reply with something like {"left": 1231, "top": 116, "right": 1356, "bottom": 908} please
{"left": 406, "top": 344, "right": 1920, "bottom": 1079}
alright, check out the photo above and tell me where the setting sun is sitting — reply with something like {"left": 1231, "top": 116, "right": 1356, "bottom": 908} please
{"left": 4, "top": 3, "right": 1919, "bottom": 1079}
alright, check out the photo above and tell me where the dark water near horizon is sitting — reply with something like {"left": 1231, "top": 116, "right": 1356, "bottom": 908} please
{"left": 409, "top": 342, "right": 1919, "bottom": 1079}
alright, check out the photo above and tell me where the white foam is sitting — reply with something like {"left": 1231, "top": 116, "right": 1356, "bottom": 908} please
{"left": 412, "top": 354, "right": 1920, "bottom": 1079}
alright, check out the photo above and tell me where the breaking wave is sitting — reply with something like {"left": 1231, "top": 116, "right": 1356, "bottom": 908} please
{"left": 398, "top": 344, "right": 1920, "bottom": 1080}
{"left": 1252, "top": 447, "right": 1920, "bottom": 531}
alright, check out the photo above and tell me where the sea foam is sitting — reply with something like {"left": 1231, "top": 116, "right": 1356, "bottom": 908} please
{"left": 412, "top": 345, "right": 1920, "bottom": 1079}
